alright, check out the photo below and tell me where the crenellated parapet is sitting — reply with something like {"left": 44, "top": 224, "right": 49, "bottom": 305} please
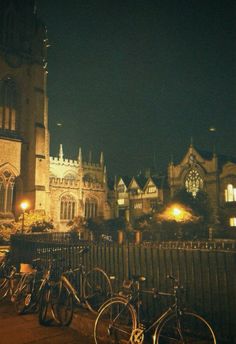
{"left": 82, "top": 181, "right": 104, "bottom": 190}
{"left": 50, "top": 177, "right": 78, "bottom": 187}
{"left": 50, "top": 156, "right": 78, "bottom": 167}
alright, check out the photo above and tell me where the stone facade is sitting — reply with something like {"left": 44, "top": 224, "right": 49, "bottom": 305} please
{"left": 0, "top": 1, "right": 112, "bottom": 230}
{"left": 0, "top": 0, "right": 50, "bottom": 218}
{"left": 168, "top": 144, "right": 236, "bottom": 227}
{"left": 49, "top": 145, "right": 111, "bottom": 231}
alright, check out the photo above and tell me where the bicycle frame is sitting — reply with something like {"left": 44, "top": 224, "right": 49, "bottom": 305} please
{"left": 59, "top": 265, "right": 85, "bottom": 305}
{"left": 114, "top": 278, "right": 184, "bottom": 343}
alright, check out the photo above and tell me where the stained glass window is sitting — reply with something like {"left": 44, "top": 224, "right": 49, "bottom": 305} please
{"left": 185, "top": 169, "right": 203, "bottom": 197}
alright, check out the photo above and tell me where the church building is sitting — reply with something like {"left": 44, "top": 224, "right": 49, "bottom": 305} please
{"left": 0, "top": 0, "right": 112, "bottom": 230}
{"left": 168, "top": 144, "right": 236, "bottom": 228}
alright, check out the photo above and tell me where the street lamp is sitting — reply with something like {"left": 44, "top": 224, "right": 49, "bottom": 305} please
{"left": 20, "top": 201, "right": 28, "bottom": 234}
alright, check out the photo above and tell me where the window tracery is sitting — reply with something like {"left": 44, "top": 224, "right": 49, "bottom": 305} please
{"left": 60, "top": 194, "right": 76, "bottom": 220}
{"left": 85, "top": 198, "right": 98, "bottom": 219}
{"left": 185, "top": 168, "right": 203, "bottom": 197}
{"left": 0, "top": 170, "right": 15, "bottom": 213}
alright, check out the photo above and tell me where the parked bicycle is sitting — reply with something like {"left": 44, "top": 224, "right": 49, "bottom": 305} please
{"left": 0, "top": 250, "right": 17, "bottom": 301}
{"left": 10, "top": 255, "right": 62, "bottom": 325}
{"left": 94, "top": 274, "right": 217, "bottom": 343}
{"left": 54, "top": 247, "right": 113, "bottom": 326}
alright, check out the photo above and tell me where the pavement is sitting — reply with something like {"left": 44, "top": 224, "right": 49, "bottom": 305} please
{"left": 0, "top": 299, "right": 96, "bottom": 344}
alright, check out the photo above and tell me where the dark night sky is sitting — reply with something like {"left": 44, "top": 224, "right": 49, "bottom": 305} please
{"left": 37, "top": 0, "right": 236, "bottom": 177}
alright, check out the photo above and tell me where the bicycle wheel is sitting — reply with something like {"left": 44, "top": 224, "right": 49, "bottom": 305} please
{"left": 14, "top": 276, "right": 33, "bottom": 314}
{"left": 53, "top": 282, "right": 73, "bottom": 326}
{"left": 0, "top": 278, "right": 9, "bottom": 301}
{"left": 154, "top": 310, "right": 216, "bottom": 343}
{"left": 38, "top": 285, "right": 51, "bottom": 325}
{"left": 94, "top": 297, "right": 137, "bottom": 344}
{"left": 83, "top": 267, "right": 112, "bottom": 313}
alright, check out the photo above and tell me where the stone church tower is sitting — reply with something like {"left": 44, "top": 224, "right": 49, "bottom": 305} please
{"left": 0, "top": 0, "right": 50, "bottom": 218}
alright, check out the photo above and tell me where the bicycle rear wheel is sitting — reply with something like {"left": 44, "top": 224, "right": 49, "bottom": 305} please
{"left": 38, "top": 285, "right": 51, "bottom": 325}
{"left": 94, "top": 297, "right": 137, "bottom": 344}
{"left": 83, "top": 267, "right": 112, "bottom": 313}
{"left": 54, "top": 282, "right": 73, "bottom": 326}
{"left": 154, "top": 310, "right": 216, "bottom": 343}
{"left": 0, "top": 278, "right": 9, "bottom": 301}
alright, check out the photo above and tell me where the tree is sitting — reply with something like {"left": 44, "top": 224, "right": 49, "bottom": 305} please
{"left": 171, "top": 188, "right": 213, "bottom": 225}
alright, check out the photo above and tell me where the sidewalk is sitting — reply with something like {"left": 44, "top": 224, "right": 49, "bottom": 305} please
{"left": 0, "top": 299, "right": 95, "bottom": 344}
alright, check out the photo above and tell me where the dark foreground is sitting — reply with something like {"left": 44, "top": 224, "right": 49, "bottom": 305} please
{"left": 0, "top": 299, "right": 95, "bottom": 344}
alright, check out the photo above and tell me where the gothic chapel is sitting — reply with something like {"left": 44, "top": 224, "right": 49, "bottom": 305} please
{"left": 0, "top": 0, "right": 112, "bottom": 230}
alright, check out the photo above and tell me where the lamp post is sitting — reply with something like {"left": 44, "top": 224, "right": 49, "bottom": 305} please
{"left": 20, "top": 201, "right": 28, "bottom": 234}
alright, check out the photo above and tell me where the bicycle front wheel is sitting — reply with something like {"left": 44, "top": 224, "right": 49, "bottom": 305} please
{"left": 54, "top": 282, "right": 73, "bottom": 326}
{"left": 94, "top": 297, "right": 137, "bottom": 344}
{"left": 83, "top": 267, "right": 112, "bottom": 313}
{"left": 14, "top": 276, "right": 33, "bottom": 314}
{"left": 154, "top": 310, "right": 216, "bottom": 343}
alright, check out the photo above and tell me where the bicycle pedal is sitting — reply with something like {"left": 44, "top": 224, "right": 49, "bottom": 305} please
{"left": 138, "top": 323, "right": 146, "bottom": 330}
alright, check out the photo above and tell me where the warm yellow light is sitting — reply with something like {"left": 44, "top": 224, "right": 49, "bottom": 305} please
{"left": 172, "top": 207, "right": 181, "bottom": 217}
{"left": 158, "top": 203, "right": 196, "bottom": 223}
{"left": 20, "top": 201, "right": 29, "bottom": 211}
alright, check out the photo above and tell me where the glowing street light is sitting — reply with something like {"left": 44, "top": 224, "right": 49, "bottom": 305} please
{"left": 20, "top": 201, "right": 29, "bottom": 234}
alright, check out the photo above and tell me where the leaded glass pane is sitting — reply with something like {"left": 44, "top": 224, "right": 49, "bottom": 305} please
{"left": 185, "top": 169, "right": 203, "bottom": 197}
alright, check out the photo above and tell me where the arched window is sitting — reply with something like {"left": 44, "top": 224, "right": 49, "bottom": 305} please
{"left": 85, "top": 198, "right": 98, "bottom": 219}
{"left": 0, "top": 78, "right": 17, "bottom": 131}
{"left": 225, "top": 184, "right": 236, "bottom": 202}
{"left": 185, "top": 168, "right": 203, "bottom": 197}
{"left": 0, "top": 170, "right": 15, "bottom": 213}
{"left": 60, "top": 194, "right": 76, "bottom": 220}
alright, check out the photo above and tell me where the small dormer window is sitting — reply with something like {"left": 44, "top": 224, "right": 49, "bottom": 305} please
{"left": 117, "top": 184, "right": 125, "bottom": 193}
{"left": 147, "top": 186, "right": 156, "bottom": 193}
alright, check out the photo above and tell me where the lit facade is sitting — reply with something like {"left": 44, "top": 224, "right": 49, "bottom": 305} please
{"left": 168, "top": 144, "right": 236, "bottom": 227}
{"left": 115, "top": 174, "right": 169, "bottom": 224}
{"left": 0, "top": 1, "right": 112, "bottom": 230}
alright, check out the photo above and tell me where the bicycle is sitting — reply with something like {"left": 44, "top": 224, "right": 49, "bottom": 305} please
{"left": 0, "top": 250, "right": 17, "bottom": 301}
{"left": 11, "top": 258, "right": 46, "bottom": 314}
{"left": 94, "top": 275, "right": 217, "bottom": 343}
{"left": 54, "top": 247, "right": 113, "bottom": 326}
{"left": 10, "top": 255, "right": 61, "bottom": 325}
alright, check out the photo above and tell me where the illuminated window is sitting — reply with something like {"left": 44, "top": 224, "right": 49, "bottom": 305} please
{"left": 225, "top": 184, "right": 236, "bottom": 202}
{"left": 0, "top": 170, "right": 15, "bottom": 213}
{"left": 133, "top": 201, "right": 142, "bottom": 209}
{"left": 147, "top": 186, "right": 157, "bottom": 194}
{"left": 60, "top": 194, "right": 76, "bottom": 220}
{"left": 185, "top": 169, "right": 203, "bottom": 197}
{"left": 229, "top": 218, "right": 236, "bottom": 227}
{"left": 85, "top": 198, "right": 97, "bottom": 219}
{"left": 0, "top": 78, "right": 17, "bottom": 131}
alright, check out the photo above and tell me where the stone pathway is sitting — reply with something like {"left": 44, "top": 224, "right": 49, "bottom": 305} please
{"left": 0, "top": 299, "right": 95, "bottom": 344}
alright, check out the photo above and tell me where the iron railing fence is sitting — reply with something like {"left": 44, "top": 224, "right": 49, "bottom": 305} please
{"left": 10, "top": 233, "right": 236, "bottom": 342}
